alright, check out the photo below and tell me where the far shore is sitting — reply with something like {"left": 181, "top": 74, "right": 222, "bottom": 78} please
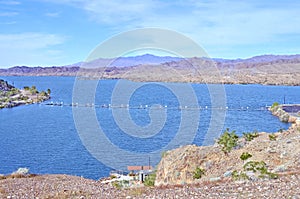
{"left": 1, "top": 74, "right": 300, "bottom": 86}
{"left": 1, "top": 54, "right": 300, "bottom": 86}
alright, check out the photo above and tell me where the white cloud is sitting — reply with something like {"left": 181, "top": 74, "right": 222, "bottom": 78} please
{"left": 0, "top": 0, "right": 21, "bottom": 5}
{"left": 0, "top": 12, "right": 19, "bottom": 17}
{"left": 0, "top": 33, "right": 65, "bottom": 49}
{"left": 35, "top": 0, "right": 300, "bottom": 58}
{"left": 0, "top": 21, "right": 16, "bottom": 25}
{"left": 0, "top": 33, "right": 66, "bottom": 67}
{"left": 83, "top": 0, "right": 157, "bottom": 24}
{"left": 46, "top": 1, "right": 300, "bottom": 40}
{"left": 41, "top": 0, "right": 160, "bottom": 24}
{"left": 45, "top": 12, "right": 60, "bottom": 17}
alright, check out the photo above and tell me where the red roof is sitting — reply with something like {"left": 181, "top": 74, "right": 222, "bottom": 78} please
{"left": 127, "top": 166, "right": 153, "bottom": 171}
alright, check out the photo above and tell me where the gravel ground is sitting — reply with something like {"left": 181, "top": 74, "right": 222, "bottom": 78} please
{"left": 1, "top": 172, "right": 300, "bottom": 199}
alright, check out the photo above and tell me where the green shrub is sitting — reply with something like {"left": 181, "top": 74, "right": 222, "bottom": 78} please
{"left": 112, "top": 181, "right": 122, "bottom": 189}
{"left": 20, "top": 96, "right": 29, "bottom": 101}
{"left": 231, "top": 170, "right": 239, "bottom": 180}
{"left": 243, "top": 161, "right": 267, "bottom": 173}
{"left": 193, "top": 167, "right": 205, "bottom": 179}
{"left": 243, "top": 131, "right": 259, "bottom": 142}
{"left": 112, "top": 180, "right": 131, "bottom": 189}
{"left": 5, "top": 91, "right": 14, "bottom": 97}
{"left": 240, "top": 152, "right": 252, "bottom": 161}
{"left": 217, "top": 128, "right": 239, "bottom": 155}
{"left": 29, "top": 85, "right": 38, "bottom": 94}
{"left": 128, "top": 172, "right": 136, "bottom": 176}
{"left": 243, "top": 161, "right": 278, "bottom": 179}
{"left": 269, "top": 134, "right": 277, "bottom": 141}
{"left": 110, "top": 175, "right": 117, "bottom": 179}
{"left": 271, "top": 102, "right": 279, "bottom": 109}
{"left": 231, "top": 170, "right": 249, "bottom": 181}
{"left": 265, "top": 172, "right": 279, "bottom": 179}
{"left": 144, "top": 173, "right": 156, "bottom": 187}
{"left": 232, "top": 161, "right": 279, "bottom": 181}
{"left": 39, "top": 91, "right": 46, "bottom": 97}
{"left": 10, "top": 88, "right": 19, "bottom": 95}
{"left": 161, "top": 151, "right": 167, "bottom": 158}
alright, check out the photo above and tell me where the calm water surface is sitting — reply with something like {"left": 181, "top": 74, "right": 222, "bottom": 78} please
{"left": 0, "top": 76, "right": 299, "bottom": 179}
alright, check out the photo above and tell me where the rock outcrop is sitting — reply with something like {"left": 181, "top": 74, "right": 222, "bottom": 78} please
{"left": 0, "top": 80, "right": 14, "bottom": 91}
{"left": 269, "top": 104, "right": 299, "bottom": 123}
{"left": 0, "top": 79, "right": 50, "bottom": 109}
{"left": 155, "top": 122, "right": 300, "bottom": 186}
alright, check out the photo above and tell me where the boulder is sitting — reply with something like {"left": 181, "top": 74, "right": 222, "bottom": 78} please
{"left": 288, "top": 116, "right": 297, "bottom": 123}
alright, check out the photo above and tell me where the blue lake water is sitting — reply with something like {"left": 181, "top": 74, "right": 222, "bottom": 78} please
{"left": 0, "top": 76, "right": 299, "bottom": 179}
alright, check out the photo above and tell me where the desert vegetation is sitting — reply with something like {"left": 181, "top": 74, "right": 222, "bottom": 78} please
{"left": 217, "top": 128, "right": 239, "bottom": 155}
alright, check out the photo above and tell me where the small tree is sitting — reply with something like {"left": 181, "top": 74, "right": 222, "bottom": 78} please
{"left": 40, "top": 91, "right": 47, "bottom": 97}
{"left": 30, "top": 85, "right": 38, "bottom": 95}
{"left": 217, "top": 128, "right": 239, "bottom": 155}
{"left": 271, "top": 102, "right": 279, "bottom": 109}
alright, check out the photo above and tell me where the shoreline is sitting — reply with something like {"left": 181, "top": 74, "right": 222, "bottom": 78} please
{"left": 0, "top": 79, "right": 51, "bottom": 109}
{"left": 1, "top": 75, "right": 300, "bottom": 86}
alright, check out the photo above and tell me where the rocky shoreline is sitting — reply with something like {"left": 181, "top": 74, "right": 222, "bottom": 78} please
{"left": 0, "top": 79, "right": 51, "bottom": 109}
{"left": 268, "top": 103, "right": 300, "bottom": 123}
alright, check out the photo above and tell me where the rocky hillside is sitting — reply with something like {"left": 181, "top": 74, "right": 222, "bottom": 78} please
{"left": 1, "top": 54, "right": 300, "bottom": 85}
{"left": 0, "top": 66, "right": 80, "bottom": 76}
{"left": 155, "top": 120, "right": 300, "bottom": 186}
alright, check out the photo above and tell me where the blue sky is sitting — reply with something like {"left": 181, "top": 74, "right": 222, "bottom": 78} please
{"left": 0, "top": 0, "right": 300, "bottom": 67}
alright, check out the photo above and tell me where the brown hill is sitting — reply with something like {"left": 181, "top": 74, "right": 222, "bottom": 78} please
{"left": 1, "top": 55, "right": 300, "bottom": 85}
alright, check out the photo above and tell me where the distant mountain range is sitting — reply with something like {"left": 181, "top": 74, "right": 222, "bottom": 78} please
{"left": 0, "top": 54, "right": 300, "bottom": 85}
{"left": 215, "top": 54, "right": 300, "bottom": 64}
{"left": 1, "top": 53, "right": 300, "bottom": 69}
{"left": 77, "top": 54, "right": 183, "bottom": 68}
{"left": 64, "top": 53, "right": 300, "bottom": 68}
